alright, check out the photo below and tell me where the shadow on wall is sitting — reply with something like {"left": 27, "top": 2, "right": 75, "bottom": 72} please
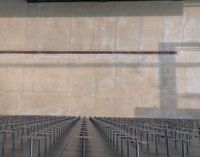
{"left": 0, "top": 62, "right": 158, "bottom": 68}
{"left": 160, "top": 42, "right": 200, "bottom": 51}
{"left": 135, "top": 108, "right": 200, "bottom": 119}
{"left": 0, "top": 0, "right": 184, "bottom": 17}
{"left": 135, "top": 42, "right": 200, "bottom": 118}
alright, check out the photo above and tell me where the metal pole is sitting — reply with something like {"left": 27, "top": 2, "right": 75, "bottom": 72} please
{"left": 29, "top": 139, "right": 33, "bottom": 157}
{"left": 45, "top": 136, "right": 47, "bottom": 153}
{"left": 82, "top": 138, "right": 86, "bottom": 157}
{"left": 116, "top": 135, "right": 119, "bottom": 151}
{"left": 136, "top": 141, "right": 140, "bottom": 157}
{"left": 147, "top": 131, "right": 149, "bottom": 150}
{"left": 127, "top": 140, "right": 130, "bottom": 157}
{"left": 2, "top": 132, "right": 5, "bottom": 156}
{"left": 12, "top": 132, "right": 16, "bottom": 150}
{"left": 38, "top": 139, "right": 41, "bottom": 157}
{"left": 121, "top": 138, "right": 123, "bottom": 155}
{"left": 165, "top": 130, "right": 170, "bottom": 157}
{"left": 182, "top": 140, "right": 185, "bottom": 157}
{"left": 155, "top": 134, "right": 158, "bottom": 154}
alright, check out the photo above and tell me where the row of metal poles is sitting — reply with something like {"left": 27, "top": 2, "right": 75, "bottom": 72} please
{"left": 0, "top": 116, "right": 79, "bottom": 157}
{"left": 90, "top": 117, "right": 200, "bottom": 157}
{"left": 79, "top": 117, "right": 89, "bottom": 157}
{"left": 1, "top": 116, "right": 200, "bottom": 157}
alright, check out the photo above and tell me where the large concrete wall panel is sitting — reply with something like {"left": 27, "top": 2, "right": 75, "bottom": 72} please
{"left": 0, "top": 1, "right": 199, "bottom": 118}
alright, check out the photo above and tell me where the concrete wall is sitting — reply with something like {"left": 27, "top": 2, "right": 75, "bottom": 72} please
{"left": 0, "top": 0, "right": 199, "bottom": 118}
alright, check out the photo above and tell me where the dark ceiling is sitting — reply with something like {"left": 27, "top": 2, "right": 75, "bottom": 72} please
{"left": 27, "top": 0, "right": 183, "bottom": 2}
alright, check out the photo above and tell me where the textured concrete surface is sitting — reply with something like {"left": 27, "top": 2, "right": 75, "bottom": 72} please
{"left": 0, "top": 0, "right": 199, "bottom": 118}
{"left": 0, "top": 0, "right": 199, "bottom": 51}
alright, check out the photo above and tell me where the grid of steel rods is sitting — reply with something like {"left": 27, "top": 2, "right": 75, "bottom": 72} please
{"left": 1, "top": 116, "right": 200, "bottom": 157}
{"left": 90, "top": 117, "right": 200, "bottom": 157}
{"left": 0, "top": 116, "right": 79, "bottom": 157}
